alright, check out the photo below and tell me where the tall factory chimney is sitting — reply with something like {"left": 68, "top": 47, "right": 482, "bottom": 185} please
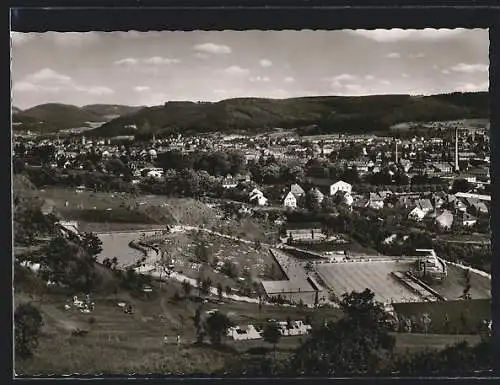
{"left": 454, "top": 128, "right": 459, "bottom": 172}
{"left": 395, "top": 140, "right": 399, "bottom": 164}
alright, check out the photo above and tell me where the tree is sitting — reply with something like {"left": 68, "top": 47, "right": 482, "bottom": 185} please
{"left": 305, "top": 189, "right": 322, "bottom": 212}
{"left": 182, "top": 279, "right": 192, "bottom": 298}
{"left": 221, "top": 261, "right": 239, "bottom": 279}
{"left": 451, "top": 178, "right": 472, "bottom": 194}
{"left": 225, "top": 285, "right": 232, "bottom": 296}
{"left": 15, "top": 303, "right": 44, "bottom": 359}
{"left": 217, "top": 282, "right": 224, "bottom": 301}
{"left": 80, "top": 232, "right": 103, "bottom": 259}
{"left": 262, "top": 321, "right": 282, "bottom": 358}
{"left": 192, "top": 305, "right": 205, "bottom": 344}
{"left": 200, "top": 277, "right": 212, "bottom": 297}
{"left": 289, "top": 289, "right": 396, "bottom": 376}
{"left": 204, "top": 311, "right": 234, "bottom": 345}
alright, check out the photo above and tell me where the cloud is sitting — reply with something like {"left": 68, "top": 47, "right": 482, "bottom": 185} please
{"left": 114, "top": 58, "right": 139, "bottom": 66}
{"left": 409, "top": 52, "right": 426, "bottom": 59}
{"left": 144, "top": 56, "right": 181, "bottom": 65}
{"left": 249, "top": 76, "right": 270, "bottom": 83}
{"left": 81, "top": 86, "right": 114, "bottom": 95}
{"left": 48, "top": 32, "right": 101, "bottom": 46}
{"left": 459, "top": 81, "right": 489, "bottom": 92}
{"left": 402, "top": 73, "right": 410, "bottom": 78}
{"left": 385, "top": 52, "right": 401, "bottom": 59}
{"left": 329, "top": 73, "right": 357, "bottom": 88}
{"left": 260, "top": 59, "right": 273, "bottom": 68}
{"left": 342, "top": 84, "right": 369, "bottom": 95}
{"left": 115, "top": 57, "right": 180, "bottom": 66}
{"left": 284, "top": 77, "right": 295, "bottom": 83}
{"left": 10, "top": 32, "right": 35, "bottom": 46}
{"left": 441, "top": 69, "right": 450, "bottom": 75}
{"left": 347, "top": 28, "right": 466, "bottom": 43}
{"left": 134, "top": 86, "right": 151, "bottom": 92}
{"left": 14, "top": 68, "right": 114, "bottom": 96}
{"left": 379, "top": 80, "right": 391, "bottom": 85}
{"left": 25, "top": 68, "right": 72, "bottom": 84}
{"left": 365, "top": 75, "right": 375, "bottom": 81}
{"left": 194, "top": 52, "right": 209, "bottom": 60}
{"left": 450, "top": 63, "right": 489, "bottom": 73}
{"left": 224, "top": 65, "right": 250, "bottom": 76}
{"left": 116, "top": 31, "right": 164, "bottom": 39}
{"left": 13, "top": 81, "right": 52, "bottom": 93}
{"left": 193, "top": 43, "right": 232, "bottom": 54}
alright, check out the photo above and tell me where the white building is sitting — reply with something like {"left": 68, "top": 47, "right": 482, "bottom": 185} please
{"left": 283, "top": 191, "right": 297, "bottom": 208}
{"left": 330, "top": 180, "right": 352, "bottom": 196}
{"left": 249, "top": 189, "right": 268, "bottom": 206}
{"left": 408, "top": 207, "right": 426, "bottom": 221}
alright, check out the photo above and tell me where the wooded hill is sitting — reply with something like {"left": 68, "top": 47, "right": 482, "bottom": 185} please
{"left": 90, "top": 92, "right": 489, "bottom": 137}
{"left": 12, "top": 92, "right": 488, "bottom": 137}
{"left": 12, "top": 103, "right": 144, "bottom": 133}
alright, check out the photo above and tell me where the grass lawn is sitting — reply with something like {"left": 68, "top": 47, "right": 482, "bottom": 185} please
{"left": 14, "top": 279, "right": 341, "bottom": 375}
{"left": 14, "top": 274, "right": 484, "bottom": 376}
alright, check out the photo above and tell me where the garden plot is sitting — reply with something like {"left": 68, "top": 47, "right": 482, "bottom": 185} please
{"left": 153, "top": 230, "right": 281, "bottom": 297}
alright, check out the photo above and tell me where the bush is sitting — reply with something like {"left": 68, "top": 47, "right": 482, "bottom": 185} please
{"left": 15, "top": 303, "right": 44, "bottom": 360}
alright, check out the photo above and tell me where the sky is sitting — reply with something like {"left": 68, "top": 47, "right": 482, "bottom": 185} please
{"left": 10, "top": 29, "right": 489, "bottom": 109}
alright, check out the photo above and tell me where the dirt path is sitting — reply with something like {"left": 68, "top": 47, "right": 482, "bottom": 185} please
{"left": 159, "top": 295, "right": 182, "bottom": 328}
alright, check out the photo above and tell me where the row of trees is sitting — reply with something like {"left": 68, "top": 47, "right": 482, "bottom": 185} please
{"left": 221, "top": 289, "right": 492, "bottom": 376}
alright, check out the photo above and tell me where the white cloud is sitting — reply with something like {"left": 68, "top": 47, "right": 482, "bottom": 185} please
{"left": 284, "top": 77, "right": 295, "bottom": 83}
{"left": 10, "top": 32, "right": 35, "bottom": 46}
{"left": 379, "top": 80, "right": 391, "bottom": 85}
{"left": 26, "top": 68, "right": 72, "bottom": 84}
{"left": 115, "top": 57, "right": 180, "bottom": 66}
{"left": 260, "top": 59, "right": 273, "bottom": 68}
{"left": 13, "top": 81, "right": 44, "bottom": 92}
{"left": 402, "top": 73, "right": 410, "bottom": 78}
{"left": 266, "top": 89, "right": 290, "bottom": 99}
{"left": 224, "top": 65, "right": 250, "bottom": 76}
{"left": 329, "top": 73, "right": 357, "bottom": 88}
{"left": 441, "top": 69, "right": 450, "bottom": 75}
{"left": 459, "top": 82, "right": 489, "bottom": 92}
{"left": 193, "top": 43, "right": 232, "bottom": 55}
{"left": 347, "top": 28, "right": 466, "bottom": 43}
{"left": 333, "top": 74, "right": 356, "bottom": 82}
{"left": 48, "top": 32, "right": 101, "bottom": 46}
{"left": 15, "top": 68, "right": 114, "bottom": 96}
{"left": 249, "top": 76, "right": 270, "bottom": 83}
{"left": 410, "top": 52, "right": 426, "bottom": 59}
{"left": 450, "top": 63, "right": 489, "bottom": 73}
{"left": 343, "top": 84, "right": 368, "bottom": 95}
{"left": 194, "top": 52, "right": 209, "bottom": 60}
{"left": 134, "top": 86, "right": 151, "bottom": 92}
{"left": 115, "top": 58, "right": 139, "bottom": 66}
{"left": 116, "top": 31, "right": 164, "bottom": 39}
{"left": 81, "top": 86, "right": 114, "bottom": 95}
{"left": 365, "top": 75, "right": 375, "bottom": 81}
{"left": 144, "top": 56, "right": 181, "bottom": 65}
{"left": 385, "top": 52, "right": 401, "bottom": 59}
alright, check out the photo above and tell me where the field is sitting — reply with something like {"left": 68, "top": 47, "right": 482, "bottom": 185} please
{"left": 24, "top": 187, "right": 278, "bottom": 244}
{"left": 14, "top": 282, "right": 342, "bottom": 375}
{"left": 315, "top": 260, "right": 419, "bottom": 304}
{"left": 392, "top": 298, "right": 491, "bottom": 334}
{"left": 14, "top": 277, "right": 483, "bottom": 376}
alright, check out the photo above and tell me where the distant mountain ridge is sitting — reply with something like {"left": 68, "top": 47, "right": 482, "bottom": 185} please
{"left": 89, "top": 92, "right": 488, "bottom": 137}
{"left": 12, "top": 92, "right": 488, "bottom": 136}
{"left": 12, "top": 103, "right": 145, "bottom": 133}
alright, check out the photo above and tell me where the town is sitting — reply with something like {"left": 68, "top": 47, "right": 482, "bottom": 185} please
{"left": 13, "top": 118, "right": 492, "bottom": 375}
{"left": 12, "top": 28, "right": 492, "bottom": 378}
